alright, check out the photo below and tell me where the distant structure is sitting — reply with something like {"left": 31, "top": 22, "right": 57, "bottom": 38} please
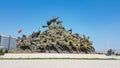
{"left": 0, "top": 34, "right": 17, "bottom": 50}
{"left": 16, "top": 17, "right": 95, "bottom": 53}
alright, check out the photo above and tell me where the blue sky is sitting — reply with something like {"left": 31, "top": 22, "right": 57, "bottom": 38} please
{"left": 0, "top": 0, "right": 120, "bottom": 51}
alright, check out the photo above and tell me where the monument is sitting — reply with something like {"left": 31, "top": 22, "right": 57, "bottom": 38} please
{"left": 16, "top": 17, "right": 95, "bottom": 53}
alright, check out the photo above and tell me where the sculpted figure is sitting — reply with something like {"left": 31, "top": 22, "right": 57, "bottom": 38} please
{"left": 57, "top": 20, "right": 63, "bottom": 29}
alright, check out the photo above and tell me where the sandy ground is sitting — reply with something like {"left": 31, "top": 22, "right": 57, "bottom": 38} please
{"left": 0, "top": 53, "right": 120, "bottom": 59}
{"left": 0, "top": 60, "right": 120, "bottom": 68}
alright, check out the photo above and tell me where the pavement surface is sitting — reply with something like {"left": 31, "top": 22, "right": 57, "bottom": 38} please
{"left": 0, "top": 53, "right": 120, "bottom": 59}
{"left": 0, "top": 60, "right": 120, "bottom": 68}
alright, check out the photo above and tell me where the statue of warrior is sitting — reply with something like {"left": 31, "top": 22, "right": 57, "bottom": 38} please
{"left": 42, "top": 16, "right": 59, "bottom": 29}
{"left": 57, "top": 20, "right": 63, "bottom": 29}
{"left": 52, "top": 16, "right": 59, "bottom": 25}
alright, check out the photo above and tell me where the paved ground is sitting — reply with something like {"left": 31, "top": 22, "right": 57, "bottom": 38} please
{"left": 1, "top": 53, "right": 120, "bottom": 59}
{"left": 0, "top": 60, "right": 120, "bottom": 68}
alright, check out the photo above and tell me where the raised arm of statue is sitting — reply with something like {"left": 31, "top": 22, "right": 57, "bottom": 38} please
{"left": 53, "top": 16, "right": 59, "bottom": 22}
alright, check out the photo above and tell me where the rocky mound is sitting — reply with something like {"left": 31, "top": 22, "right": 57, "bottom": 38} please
{"left": 16, "top": 17, "right": 95, "bottom": 53}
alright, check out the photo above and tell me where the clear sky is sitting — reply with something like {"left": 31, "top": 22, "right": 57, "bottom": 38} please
{"left": 0, "top": 0, "right": 120, "bottom": 51}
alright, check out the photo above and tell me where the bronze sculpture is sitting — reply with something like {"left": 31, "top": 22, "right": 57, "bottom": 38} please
{"left": 16, "top": 17, "right": 95, "bottom": 53}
